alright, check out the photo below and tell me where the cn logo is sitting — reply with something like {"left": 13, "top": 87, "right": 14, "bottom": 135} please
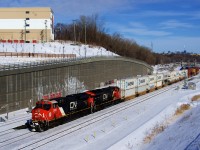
{"left": 70, "top": 101, "right": 77, "bottom": 110}
{"left": 103, "top": 94, "right": 108, "bottom": 100}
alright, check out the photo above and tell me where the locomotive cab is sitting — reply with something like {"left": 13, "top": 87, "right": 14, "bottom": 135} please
{"left": 31, "top": 100, "right": 63, "bottom": 132}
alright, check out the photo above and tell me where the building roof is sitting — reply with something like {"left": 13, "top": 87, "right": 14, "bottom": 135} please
{"left": 0, "top": 7, "right": 52, "bottom": 12}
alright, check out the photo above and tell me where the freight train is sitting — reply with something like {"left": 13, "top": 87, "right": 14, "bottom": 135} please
{"left": 29, "top": 69, "right": 193, "bottom": 132}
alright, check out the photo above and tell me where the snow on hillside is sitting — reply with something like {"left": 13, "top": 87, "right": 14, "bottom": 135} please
{"left": 0, "top": 41, "right": 117, "bottom": 65}
{"left": 1, "top": 41, "right": 200, "bottom": 149}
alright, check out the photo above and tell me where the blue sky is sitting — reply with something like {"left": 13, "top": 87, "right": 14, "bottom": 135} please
{"left": 1, "top": 0, "right": 200, "bottom": 53}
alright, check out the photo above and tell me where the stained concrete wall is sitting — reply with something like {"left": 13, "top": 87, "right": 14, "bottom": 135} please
{"left": 0, "top": 56, "right": 152, "bottom": 114}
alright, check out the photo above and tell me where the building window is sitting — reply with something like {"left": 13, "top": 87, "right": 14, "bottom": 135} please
{"left": 25, "top": 11, "right": 30, "bottom": 14}
{"left": 26, "top": 18, "right": 30, "bottom": 20}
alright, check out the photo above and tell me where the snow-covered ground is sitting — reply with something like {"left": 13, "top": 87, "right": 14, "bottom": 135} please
{"left": 0, "top": 75, "right": 200, "bottom": 150}
{"left": 1, "top": 41, "right": 200, "bottom": 149}
{"left": 0, "top": 41, "right": 117, "bottom": 65}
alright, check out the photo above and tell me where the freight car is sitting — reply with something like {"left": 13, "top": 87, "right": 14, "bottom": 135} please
{"left": 117, "top": 70, "right": 188, "bottom": 100}
{"left": 180, "top": 66, "right": 199, "bottom": 78}
{"left": 30, "top": 86, "right": 120, "bottom": 132}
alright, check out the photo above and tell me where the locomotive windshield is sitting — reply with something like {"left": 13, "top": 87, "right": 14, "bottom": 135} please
{"left": 43, "top": 104, "right": 51, "bottom": 110}
{"left": 35, "top": 103, "right": 51, "bottom": 110}
{"left": 36, "top": 103, "right": 42, "bottom": 108}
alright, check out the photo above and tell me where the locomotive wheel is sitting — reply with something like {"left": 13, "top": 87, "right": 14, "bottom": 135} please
{"left": 37, "top": 122, "right": 49, "bottom": 132}
{"left": 38, "top": 123, "right": 44, "bottom": 132}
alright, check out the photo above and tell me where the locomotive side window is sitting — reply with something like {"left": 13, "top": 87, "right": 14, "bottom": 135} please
{"left": 36, "top": 103, "right": 42, "bottom": 108}
{"left": 43, "top": 104, "right": 51, "bottom": 110}
{"left": 53, "top": 104, "right": 57, "bottom": 108}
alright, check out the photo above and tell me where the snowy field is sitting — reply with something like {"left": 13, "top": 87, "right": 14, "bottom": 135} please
{"left": 0, "top": 75, "right": 200, "bottom": 150}
{"left": 1, "top": 41, "right": 200, "bottom": 149}
{"left": 0, "top": 41, "right": 117, "bottom": 65}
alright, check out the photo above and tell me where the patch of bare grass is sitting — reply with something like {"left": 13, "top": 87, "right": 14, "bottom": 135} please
{"left": 191, "top": 94, "right": 200, "bottom": 101}
{"left": 175, "top": 104, "right": 190, "bottom": 115}
{"left": 143, "top": 123, "right": 166, "bottom": 144}
{"left": 143, "top": 104, "right": 191, "bottom": 144}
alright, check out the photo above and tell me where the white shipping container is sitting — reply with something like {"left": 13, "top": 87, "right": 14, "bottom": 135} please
{"left": 137, "top": 76, "right": 148, "bottom": 86}
{"left": 117, "top": 78, "right": 137, "bottom": 98}
{"left": 120, "top": 88, "right": 136, "bottom": 99}
{"left": 125, "top": 78, "right": 137, "bottom": 90}
{"left": 156, "top": 74, "right": 164, "bottom": 87}
{"left": 182, "top": 69, "right": 188, "bottom": 78}
{"left": 174, "top": 71, "right": 180, "bottom": 80}
{"left": 117, "top": 78, "right": 137, "bottom": 90}
{"left": 178, "top": 70, "right": 183, "bottom": 78}
{"left": 149, "top": 75, "right": 156, "bottom": 83}
{"left": 156, "top": 73, "right": 164, "bottom": 81}
{"left": 149, "top": 82, "right": 156, "bottom": 90}
{"left": 156, "top": 81, "right": 162, "bottom": 87}
{"left": 147, "top": 75, "right": 156, "bottom": 90}
{"left": 169, "top": 71, "right": 176, "bottom": 82}
{"left": 136, "top": 76, "right": 148, "bottom": 93}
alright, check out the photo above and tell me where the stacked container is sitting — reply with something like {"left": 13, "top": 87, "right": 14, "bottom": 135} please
{"left": 117, "top": 78, "right": 137, "bottom": 100}
{"left": 147, "top": 75, "right": 156, "bottom": 92}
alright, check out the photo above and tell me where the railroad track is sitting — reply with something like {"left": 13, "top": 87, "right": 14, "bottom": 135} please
{"left": 0, "top": 130, "right": 38, "bottom": 148}
{"left": 0, "top": 128, "right": 16, "bottom": 136}
{"left": 0, "top": 115, "right": 30, "bottom": 128}
{"left": 18, "top": 82, "right": 181, "bottom": 150}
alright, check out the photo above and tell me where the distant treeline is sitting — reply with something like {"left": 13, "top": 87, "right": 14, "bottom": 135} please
{"left": 54, "top": 14, "right": 200, "bottom": 65}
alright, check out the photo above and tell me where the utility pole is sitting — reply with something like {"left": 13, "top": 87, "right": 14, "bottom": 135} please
{"left": 33, "top": 44, "right": 35, "bottom": 53}
{"left": 24, "top": 20, "right": 26, "bottom": 43}
{"left": 63, "top": 46, "right": 65, "bottom": 58}
{"left": 45, "top": 20, "right": 48, "bottom": 42}
{"left": 84, "top": 21, "right": 87, "bottom": 44}
{"left": 73, "top": 20, "right": 77, "bottom": 44}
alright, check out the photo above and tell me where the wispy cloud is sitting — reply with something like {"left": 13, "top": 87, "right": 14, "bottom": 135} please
{"left": 108, "top": 22, "right": 172, "bottom": 37}
{"left": 123, "top": 28, "right": 172, "bottom": 36}
{"left": 0, "top": 0, "right": 131, "bottom": 22}
{"left": 159, "top": 20, "right": 195, "bottom": 29}
{"left": 139, "top": 10, "right": 187, "bottom": 17}
{"left": 120, "top": 10, "right": 200, "bottom": 20}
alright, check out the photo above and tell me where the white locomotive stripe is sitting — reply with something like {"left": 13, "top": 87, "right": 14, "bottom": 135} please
{"left": 59, "top": 107, "right": 65, "bottom": 116}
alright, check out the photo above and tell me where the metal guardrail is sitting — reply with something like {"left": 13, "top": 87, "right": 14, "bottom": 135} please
{"left": 0, "top": 56, "right": 153, "bottom": 72}
{"left": 0, "top": 57, "right": 76, "bottom": 71}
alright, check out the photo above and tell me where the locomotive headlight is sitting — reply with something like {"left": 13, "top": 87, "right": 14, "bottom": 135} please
{"left": 49, "top": 112, "right": 52, "bottom": 117}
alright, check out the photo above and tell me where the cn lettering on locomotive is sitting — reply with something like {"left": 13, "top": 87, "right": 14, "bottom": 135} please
{"left": 70, "top": 101, "right": 77, "bottom": 110}
{"left": 103, "top": 94, "right": 108, "bottom": 100}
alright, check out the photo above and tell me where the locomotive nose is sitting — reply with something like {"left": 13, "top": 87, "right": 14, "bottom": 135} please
{"left": 32, "top": 109, "right": 43, "bottom": 120}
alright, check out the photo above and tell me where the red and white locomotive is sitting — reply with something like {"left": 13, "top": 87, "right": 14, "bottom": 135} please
{"left": 30, "top": 86, "right": 121, "bottom": 131}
